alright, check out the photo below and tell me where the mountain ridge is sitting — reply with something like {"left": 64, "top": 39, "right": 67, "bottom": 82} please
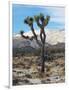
{"left": 13, "top": 29, "right": 65, "bottom": 48}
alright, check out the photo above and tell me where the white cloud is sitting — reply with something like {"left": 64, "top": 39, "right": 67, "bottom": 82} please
{"left": 50, "top": 16, "right": 65, "bottom": 24}
{"left": 44, "top": 7, "right": 65, "bottom": 17}
{"left": 43, "top": 7, "right": 65, "bottom": 24}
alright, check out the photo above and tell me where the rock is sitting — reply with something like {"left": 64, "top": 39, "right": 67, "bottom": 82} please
{"left": 22, "top": 79, "right": 30, "bottom": 83}
{"left": 46, "top": 74, "right": 50, "bottom": 77}
{"left": 46, "top": 79, "right": 51, "bottom": 81}
{"left": 29, "top": 79, "right": 41, "bottom": 84}
{"left": 13, "top": 79, "right": 19, "bottom": 85}
{"left": 18, "top": 79, "right": 30, "bottom": 85}
{"left": 41, "top": 80, "right": 47, "bottom": 84}
{"left": 25, "top": 74, "right": 32, "bottom": 78}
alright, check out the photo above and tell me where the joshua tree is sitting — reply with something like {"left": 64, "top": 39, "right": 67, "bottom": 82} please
{"left": 20, "top": 13, "right": 50, "bottom": 72}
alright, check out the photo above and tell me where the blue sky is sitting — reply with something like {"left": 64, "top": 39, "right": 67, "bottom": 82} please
{"left": 12, "top": 4, "right": 65, "bottom": 34}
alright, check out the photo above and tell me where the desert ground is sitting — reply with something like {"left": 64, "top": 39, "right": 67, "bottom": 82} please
{"left": 13, "top": 30, "right": 65, "bottom": 85}
{"left": 13, "top": 55, "right": 65, "bottom": 85}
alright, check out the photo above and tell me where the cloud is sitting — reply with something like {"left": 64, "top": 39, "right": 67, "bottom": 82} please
{"left": 44, "top": 7, "right": 65, "bottom": 17}
{"left": 43, "top": 7, "right": 65, "bottom": 25}
{"left": 50, "top": 16, "right": 65, "bottom": 24}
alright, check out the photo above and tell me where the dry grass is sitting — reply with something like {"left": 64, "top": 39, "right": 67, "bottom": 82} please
{"left": 13, "top": 56, "right": 65, "bottom": 85}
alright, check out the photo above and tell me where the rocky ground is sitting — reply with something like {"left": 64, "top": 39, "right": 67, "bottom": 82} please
{"left": 13, "top": 56, "right": 65, "bottom": 85}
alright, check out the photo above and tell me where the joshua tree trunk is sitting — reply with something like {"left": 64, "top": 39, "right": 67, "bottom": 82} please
{"left": 41, "top": 43, "right": 45, "bottom": 72}
{"left": 40, "top": 28, "right": 46, "bottom": 72}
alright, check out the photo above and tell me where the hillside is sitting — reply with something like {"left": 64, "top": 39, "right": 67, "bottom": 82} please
{"left": 13, "top": 29, "right": 65, "bottom": 47}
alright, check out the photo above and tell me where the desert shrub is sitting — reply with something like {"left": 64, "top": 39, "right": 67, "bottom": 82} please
{"left": 33, "top": 48, "right": 41, "bottom": 56}
{"left": 13, "top": 48, "right": 25, "bottom": 57}
{"left": 13, "top": 45, "right": 65, "bottom": 58}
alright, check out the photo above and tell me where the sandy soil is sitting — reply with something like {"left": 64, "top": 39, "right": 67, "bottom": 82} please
{"left": 13, "top": 56, "right": 65, "bottom": 85}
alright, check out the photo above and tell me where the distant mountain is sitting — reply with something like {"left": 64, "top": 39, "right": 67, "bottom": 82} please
{"left": 13, "top": 29, "right": 65, "bottom": 49}
{"left": 13, "top": 29, "right": 65, "bottom": 56}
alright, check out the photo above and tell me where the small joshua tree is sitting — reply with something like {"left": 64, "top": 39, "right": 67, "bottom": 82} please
{"left": 20, "top": 13, "right": 50, "bottom": 72}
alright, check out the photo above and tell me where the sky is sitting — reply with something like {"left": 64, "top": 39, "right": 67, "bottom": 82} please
{"left": 12, "top": 4, "right": 65, "bottom": 34}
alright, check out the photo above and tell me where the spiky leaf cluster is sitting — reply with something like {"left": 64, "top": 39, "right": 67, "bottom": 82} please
{"left": 24, "top": 16, "right": 33, "bottom": 26}
{"left": 34, "top": 13, "right": 50, "bottom": 28}
{"left": 20, "top": 30, "right": 24, "bottom": 36}
{"left": 43, "top": 15, "right": 50, "bottom": 26}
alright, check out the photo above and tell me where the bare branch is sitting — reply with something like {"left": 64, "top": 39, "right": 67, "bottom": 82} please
{"left": 20, "top": 30, "right": 35, "bottom": 40}
{"left": 30, "top": 24, "right": 42, "bottom": 47}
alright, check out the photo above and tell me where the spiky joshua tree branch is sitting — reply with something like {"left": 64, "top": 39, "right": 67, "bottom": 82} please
{"left": 20, "top": 13, "right": 50, "bottom": 72}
